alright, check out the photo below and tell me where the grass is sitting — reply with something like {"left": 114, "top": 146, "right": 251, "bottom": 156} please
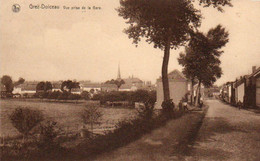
{"left": 0, "top": 99, "right": 137, "bottom": 139}
{"left": 0, "top": 98, "right": 209, "bottom": 161}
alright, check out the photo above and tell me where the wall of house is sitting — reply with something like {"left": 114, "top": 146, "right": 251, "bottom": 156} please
{"left": 155, "top": 80, "right": 188, "bottom": 109}
{"left": 237, "top": 83, "right": 245, "bottom": 103}
{"left": 228, "top": 85, "right": 232, "bottom": 103}
{"left": 256, "top": 78, "right": 260, "bottom": 107}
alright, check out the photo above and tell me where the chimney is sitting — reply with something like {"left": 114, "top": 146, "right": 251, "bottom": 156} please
{"left": 252, "top": 66, "right": 256, "bottom": 73}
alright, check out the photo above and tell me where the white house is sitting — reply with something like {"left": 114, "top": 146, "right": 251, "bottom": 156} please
{"left": 155, "top": 69, "right": 189, "bottom": 109}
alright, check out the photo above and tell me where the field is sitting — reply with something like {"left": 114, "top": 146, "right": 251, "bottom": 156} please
{"left": 0, "top": 99, "right": 137, "bottom": 138}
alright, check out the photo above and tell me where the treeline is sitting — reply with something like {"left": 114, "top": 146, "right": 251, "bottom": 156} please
{"left": 93, "top": 90, "right": 156, "bottom": 106}
{"left": 33, "top": 91, "right": 89, "bottom": 100}
{"left": 33, "top": 90, "right": 156, "bottom": 106}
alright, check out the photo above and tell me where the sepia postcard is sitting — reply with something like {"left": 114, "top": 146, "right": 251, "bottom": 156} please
{"left": 0, "top": 0, "right": 259, "bottom": 160}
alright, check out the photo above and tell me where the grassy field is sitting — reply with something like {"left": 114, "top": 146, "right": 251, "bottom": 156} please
{"left": 0, "top": 99, "right": 137, "bottom": 138}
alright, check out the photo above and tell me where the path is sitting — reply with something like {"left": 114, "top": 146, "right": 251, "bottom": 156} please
{"left": 184, "top": 100, "right": 260, "bottom": 161}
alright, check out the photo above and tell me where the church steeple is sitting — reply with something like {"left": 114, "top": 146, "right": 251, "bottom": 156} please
{"left": 117, "top": 63, "right": 121, "bottom": 80}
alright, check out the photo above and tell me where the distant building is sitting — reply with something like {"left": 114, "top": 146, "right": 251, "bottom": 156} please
{"left": 16, "top": 81, "right": 38, "bottom": 97}
{"left": 155, "top": 69, "right": 189, "bottom": 109}
{"left": 101, "top": 83, "right": 117, "bottom": 92}
{"left": 245, "top": 66, "right": 260, "bottom": 108}
{"left": 52, "top": 81, "right": 62, "bottom": 92}
{"left": 80, "top": 81, "right": 101, "bottom": 93}
{"left": 120, "top": 76, "right": 144, "bottom": 91}
{"left": 221, "top": 66, "right": 260, "bottom": 108}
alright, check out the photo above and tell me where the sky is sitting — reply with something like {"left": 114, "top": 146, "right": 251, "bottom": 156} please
{"left": 0, "top": 0, "right": 259, "bottom": 85}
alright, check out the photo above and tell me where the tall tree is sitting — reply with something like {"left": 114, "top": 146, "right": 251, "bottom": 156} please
{"left": 36, "top": 81, "right": 53, "bottom": 92}
{"left": 117, "top": 0, "right": 232, "bottom": 105}
{"left": 14, "top": 77, "right": 25, "bottom": 87}
{"left": 61, "top": 80, "right": 80, "bottom": 93}
{"left": 178, "top": 25, "right": 229, "bottom": 106}
{"left": 1, "top": 75, "right": 14, "bottom": 94}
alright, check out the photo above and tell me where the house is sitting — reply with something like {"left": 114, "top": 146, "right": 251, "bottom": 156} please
{"left": 155, "top": 69, "right": 189, "bottom": 109}
{"left": 121, "top": 76, "right": 144, "bottom": 91}
{"left": 52, "top": 81, "right": 62, "bottom": 92}
{"left": 222, "top": 66, "right": 260, "bottom": 108}
{"left": 0, "top": 85, "right": 7, "bottom": 98}
{"left": 71, "top": 88, "right": 82, "bottom": 95}
{"left": 245, "top": 66, "right": 260, "bottom": 108}
{"left": 101, "top": 83, "right": 118, "bottom": 92}
{"left": 234, "top": 77, "right": 246, "bottom": 104}
{"left": 17, "top": 81, "right": 38, "bottom": 97}
{"left": 80, "top": 81, "right": 101, "bottom": 93}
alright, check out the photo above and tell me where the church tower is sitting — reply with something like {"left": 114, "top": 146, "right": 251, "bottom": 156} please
{"left": 117, "top": 63, "right": 121, "bottom": 80}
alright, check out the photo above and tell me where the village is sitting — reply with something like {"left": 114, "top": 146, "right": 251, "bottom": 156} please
{"left": 1, "top": 0, "right": 260, "bottom": 161}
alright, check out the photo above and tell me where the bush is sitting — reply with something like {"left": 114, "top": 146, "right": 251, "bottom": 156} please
{"left": 91, "top": 90, "right": 156, "bottom": 107}
{"left": 57, "top": 91, "right": 69, "bottom": 100}
{"left": 81, "top": 106, "right": 103, "bottom": 134}
{"left": 47, "top": 91, "right": 61, "bottom": 100}
{"left": 81, "top": 91, "right": 90, "bottom": 100}
{"left": 161, "top": 99, "right": 175, "bottom": 118}
{"left": 37, "top": 121, "right": 60, "bottom": 152}
{"left": 68, "top": 93, "right": 81, "bottom": 100}
{"left": 9, "top": 107, "right": 44, "bottom": 141}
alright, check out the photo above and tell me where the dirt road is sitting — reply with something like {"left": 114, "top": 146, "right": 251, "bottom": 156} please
{"left": 93, "top": 100, "right": 260, "bottom": 161}
{"left": 184, "top": 100, "right": 260, "bottom": 161}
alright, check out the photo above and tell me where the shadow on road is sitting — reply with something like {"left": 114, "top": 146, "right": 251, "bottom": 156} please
{"left": 170, "top": 115, "right": 250, "bottom": 160}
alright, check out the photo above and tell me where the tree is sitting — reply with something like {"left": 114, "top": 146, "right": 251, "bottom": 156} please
{"left": 9, "top": 107, "right": 44, "bottom": 142}
{"left": 117, "top": 0, "right": 232, "bottom": 106}
{"left": 1, "top": 75, "right": 14, "bottom": 94}
{"left": 81, "top": 106, "right": 103, "bottom": 134}
{"left": 36, "top": 82, "right": 45, "bottom": 92}
{"left": 14, "top": 77, "right": 25, "bottom": 87}
{"left": 105, "top": 79, "right": 125, "bottom": 91}
{"left": 36, "top": 82, "right": 53, "bottom": 98}
{"left": 61, "top": 80, "right": 80, "bottom": 93}
{"left": 178, "top": 25, "right": 229, "bottom": 106}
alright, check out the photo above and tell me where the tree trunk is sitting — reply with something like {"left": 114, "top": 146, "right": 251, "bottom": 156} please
{"left": 195, "top": 80, "right": 201, "bottom": 106}
{"left": 162, "top": 39, "right": 171, "bottom": 102}
{"left": 190, "top": 79, "right": 194, "bottom": 105}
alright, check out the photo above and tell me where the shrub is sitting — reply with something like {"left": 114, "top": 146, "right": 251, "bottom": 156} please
{"left": 161, "top": 99, "right": 175, "bottom": 118}
{"left": 81, "top": 106, "right": 103, "bottom": 134}
{"left": 57, "top": 91, "right": 69, "bottom": 100}
{"left": 47, "top": 91, "right": 61, "bottom": 100}
{"left": 9, "top": 107, "right": 44, "bottom": 141}
{"left": 37, "top": 121, "right": 59, "bottom": 152}
{"left": 68, "top": 93, "right": 81, "bottom": 100}
{"left": 81, "top": 91, "right": 90, "bottom": 100}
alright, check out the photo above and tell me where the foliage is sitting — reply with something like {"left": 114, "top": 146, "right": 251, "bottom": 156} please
{"left": 57, "top": 91, "right": 70, "bottom": 100}
{"left": 81, "top": 106, "right": 103, "bottom": 134}
{"left": 92, "top": 90, "right": 156, "bottom": 107}
{"left": 178, "top": 25, "right": 229, "bottom": 105}
{"left": 37, "top": 121, "right": 60, "bottom": 152}
{"left": 117, "top": 0, "right": 232, "bottom": 104}
{"left": 68, "top": 93, "right": 81, "bottom": 100}
{"left": 61, "top": 80, "right": 80, "bottom": 92}
{"left": 199, "top": 0, "right": 232, "bottom": 12}
{"left": 13, "top": 77, "right": 25, "bottom": 87}
{"left": 105, "top": 79, "right": 125, "bottom": 90}
{"left": 47, "top": 91, "right": 61, "bottom": 99}
{"left": 81, "top": 91, "right": 90, "bottom": 100}
{"left": 117, "top": 0, "right": 202, "bottom": 102}
{"left": 36, "top": 81, "right": 53, "bottom": 95}
{"left": 1, "top": 75, "right": 14, "bottom": 94}
{"left": 9, "top": 107, "right": 44, "bottom": 138}
{"left": 161, "top": 99, "right": 175, "bottom": 118}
